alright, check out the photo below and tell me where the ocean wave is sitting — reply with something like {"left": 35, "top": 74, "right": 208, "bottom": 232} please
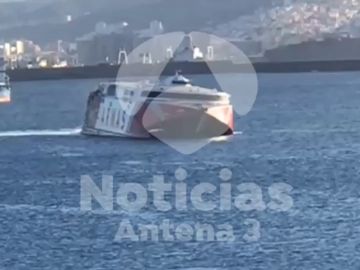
{"left": 0, "top": 128, "right": 82, "bottom": 137}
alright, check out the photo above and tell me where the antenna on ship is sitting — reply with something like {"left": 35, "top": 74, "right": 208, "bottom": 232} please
{"left": 118, "top": 49, "right": 128, "bottom": 64}
{"left": 166, "top": 47, "right": 173, "bottom": 59}
{"left": 207, "top": 46, "right": 214, "bottom": 60}
{"left": 142, "top": 52, "right": 152, "bottom": 64}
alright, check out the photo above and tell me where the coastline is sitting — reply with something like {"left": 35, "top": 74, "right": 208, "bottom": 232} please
{"left": 7, "top": 59, "right": 360, "bottom": 82}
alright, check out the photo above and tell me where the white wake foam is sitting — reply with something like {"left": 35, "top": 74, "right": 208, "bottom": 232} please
{"left": 0, "top": 128, "right": 242, "bottom": 139}
{"left": 0, "top": 128, "right": 82, "bottom": 137}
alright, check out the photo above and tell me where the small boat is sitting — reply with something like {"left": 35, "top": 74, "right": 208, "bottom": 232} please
{"left": 81, "top": 72, "right": 234, "bottom": 139}
{"left": 0, "top": 71, "right": 11, "bottom": 104}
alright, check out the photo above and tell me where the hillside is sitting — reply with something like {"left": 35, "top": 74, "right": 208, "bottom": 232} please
{"left": 0, "top": 0, "right": 272, "bottom": 44}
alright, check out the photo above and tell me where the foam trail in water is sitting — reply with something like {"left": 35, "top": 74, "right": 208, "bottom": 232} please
{"left": 209, "top": 131, "right": 242, "bottom": 142}
{"left": 0, "top": 128, "right": 82, "bottom": 137}
{"left": 0, "top": 129, "right": 242, "bottom": 138}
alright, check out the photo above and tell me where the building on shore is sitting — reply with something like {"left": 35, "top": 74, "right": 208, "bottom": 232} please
{"left": 1, "top": 39, "right": 42, "bottom": 68}
{"left": 76, "top": 20, "right": 167, "bottom": 65}
{"left": 76, "top": 22, "right": 135, "bottom": 65}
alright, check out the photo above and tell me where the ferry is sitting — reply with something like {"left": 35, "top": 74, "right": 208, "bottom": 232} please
{"left": 0, "top": 70, "right": 11, "bottom": 103}
{"left": 81, "top": 73, "right": 234, "bottom": 139}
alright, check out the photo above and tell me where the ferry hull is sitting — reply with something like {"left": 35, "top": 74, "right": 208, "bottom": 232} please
{"left": 82, "top": 74, "right": 234, "bottom": 140}
{"left": 143, "top": 103, "right": 234, "bottom": 139}
{"left": 82, "top": 99, "right": 234, "bottom": 139}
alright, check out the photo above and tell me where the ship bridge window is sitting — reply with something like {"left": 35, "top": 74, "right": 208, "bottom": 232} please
{"left": 124, "top": 89, "right": 135, "bottom": 96}
{"left": 107, "top": 85, "right": 116, "bottom": 96}
{"left": 97, "top": 85, "right": 105, "bottom": 93}
{"left": 141, "top": 91, "right": 221, "bottom": 101}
